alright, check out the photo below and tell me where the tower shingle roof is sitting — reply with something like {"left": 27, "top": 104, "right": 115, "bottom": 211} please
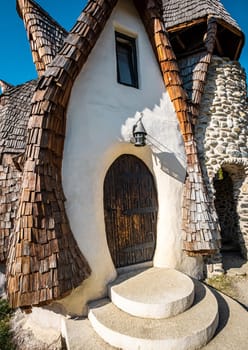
{"left": 163, "top": 0, "right": 241, "bottom": 31}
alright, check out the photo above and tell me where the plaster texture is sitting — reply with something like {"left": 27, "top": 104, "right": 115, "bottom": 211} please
{"left": 61, "top": 0, "right": 202, "bottom": 315}
{"left": 109, "top": 268, "right": 194, "bottom": 319}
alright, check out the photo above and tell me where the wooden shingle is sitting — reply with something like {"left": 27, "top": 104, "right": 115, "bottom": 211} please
{"left": 17, "top": 0, "right": 68, "bottom": 77}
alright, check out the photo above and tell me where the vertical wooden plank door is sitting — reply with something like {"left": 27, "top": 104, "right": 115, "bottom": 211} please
{"left": 104, "top": 154, "right": 158, "bottom": 268}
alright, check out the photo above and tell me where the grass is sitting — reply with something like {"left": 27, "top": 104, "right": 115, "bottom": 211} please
{"left": 205, "top": 274, "right": 236, "bottom": 298}
{"left": 0, "top": 299, "right": 15, "bottom": 350}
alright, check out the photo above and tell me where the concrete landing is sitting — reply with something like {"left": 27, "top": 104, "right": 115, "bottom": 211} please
{"left": 88, "top": 281, "right": 218, "bottom": 350}
{"left": 109, "top": 268, "right": 195, "bottom": 318}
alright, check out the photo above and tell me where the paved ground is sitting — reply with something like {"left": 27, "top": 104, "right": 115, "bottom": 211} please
{"left": 202, "top": 289, "right": 248, "bottom": 350}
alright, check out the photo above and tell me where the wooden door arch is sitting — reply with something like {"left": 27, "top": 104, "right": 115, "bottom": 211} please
{"left": 104, "top": 154, "right": 158, "bottom": 268}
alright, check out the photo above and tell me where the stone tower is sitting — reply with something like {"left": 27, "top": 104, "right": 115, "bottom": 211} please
{"left": 164, "top": 0, "right": 248, "bottom": 274}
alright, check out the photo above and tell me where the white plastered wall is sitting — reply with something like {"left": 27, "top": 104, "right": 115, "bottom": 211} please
{"left": 60, "top": 0, "right": 203, "bottom": 316}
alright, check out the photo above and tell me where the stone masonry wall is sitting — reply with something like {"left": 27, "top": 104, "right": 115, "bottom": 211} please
{"left": 195, "top": 56, "right": 248, "bottom": 265}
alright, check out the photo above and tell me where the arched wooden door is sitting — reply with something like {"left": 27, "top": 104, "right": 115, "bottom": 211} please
{"left": 104, "top": 154, "right": 158, "bottom": 268}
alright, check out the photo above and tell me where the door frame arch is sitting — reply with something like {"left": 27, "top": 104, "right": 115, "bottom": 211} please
{"left": 103, "top": 154, "right": 158, "bottom": 268}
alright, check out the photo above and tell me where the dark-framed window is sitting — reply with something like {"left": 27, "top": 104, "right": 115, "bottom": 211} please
{"left": 115, "top": 32, "right": 139, "bottom": 88}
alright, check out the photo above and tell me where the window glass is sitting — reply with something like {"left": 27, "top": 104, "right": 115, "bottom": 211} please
{"left": 115, "top": 32, "right": 138, "bottom": 88}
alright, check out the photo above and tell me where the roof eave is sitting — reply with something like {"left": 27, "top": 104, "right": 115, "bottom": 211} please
{"left": 216, "top": 18, "right": 245, "bottom": 60}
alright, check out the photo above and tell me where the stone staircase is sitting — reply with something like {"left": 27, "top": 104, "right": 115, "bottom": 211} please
{"left": 88, "top": 268, "right": 218, "bottom": 350}
{"left": 63, "top": 267, "right": 248, "bottom": 350}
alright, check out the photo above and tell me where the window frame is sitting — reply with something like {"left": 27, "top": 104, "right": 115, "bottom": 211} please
{"left": 115, "top": 31, "right": 139, "bottom": 89}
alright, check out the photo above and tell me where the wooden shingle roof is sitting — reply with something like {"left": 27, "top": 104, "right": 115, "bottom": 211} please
{"left": 17, "top": 0, "right": 68, "bottom": 77}
{"left": 0, "top": 80, "right": 37, "bottom": 155}
{"left": 163, "top": 0, "right": 241, "bottom": 31}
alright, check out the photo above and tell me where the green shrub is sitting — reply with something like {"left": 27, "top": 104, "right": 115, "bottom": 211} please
{"left": 0, "top": 299, "right": 15, "bottom": 350}
{"left": 0, "top": 299, "right": 11, "bottom": 320}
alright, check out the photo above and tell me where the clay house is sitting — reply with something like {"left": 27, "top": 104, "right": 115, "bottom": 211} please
{"left": 0, "top": 0, "right": 248, "bottom": 349}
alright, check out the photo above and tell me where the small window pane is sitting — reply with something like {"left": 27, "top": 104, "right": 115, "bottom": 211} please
{"left": 115, "top": 32, "right": 138, "bottom": 88}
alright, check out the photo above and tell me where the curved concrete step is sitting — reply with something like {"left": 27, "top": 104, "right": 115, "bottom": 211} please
{"left": 64, "top": 288, "right": 248, "bottom": 349}
{"left": 89, "top": 281, "right": 219, "bottom": 350}
{"left": 109, "top": 268, "right": 195, "bottom": 319}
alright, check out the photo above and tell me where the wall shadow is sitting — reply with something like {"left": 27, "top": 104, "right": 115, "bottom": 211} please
{"left": 153, "top": 151, "right": 186, "bottom": 183}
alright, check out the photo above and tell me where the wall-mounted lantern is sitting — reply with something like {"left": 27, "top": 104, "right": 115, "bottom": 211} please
{"left": 130, "top": 114, "right": 186, "bottom": 172}
{"left": 132, "top": 116, "right": 147, "bottom": 147}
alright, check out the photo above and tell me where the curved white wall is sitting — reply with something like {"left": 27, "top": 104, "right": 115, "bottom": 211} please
{"left": 61, "top": 0, "right": 202, "bottom": 315}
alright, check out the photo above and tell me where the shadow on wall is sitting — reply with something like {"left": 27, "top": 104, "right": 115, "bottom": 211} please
{"left": 153, "top": 151, "right": 186, "bottom": 183}
{"left": 121, "top": 94, "right": 187, "bottom": 185}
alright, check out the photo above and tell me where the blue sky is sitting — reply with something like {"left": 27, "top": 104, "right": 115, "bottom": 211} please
{"left": 0, "top": 0, "right": 247, "bottom": 86}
